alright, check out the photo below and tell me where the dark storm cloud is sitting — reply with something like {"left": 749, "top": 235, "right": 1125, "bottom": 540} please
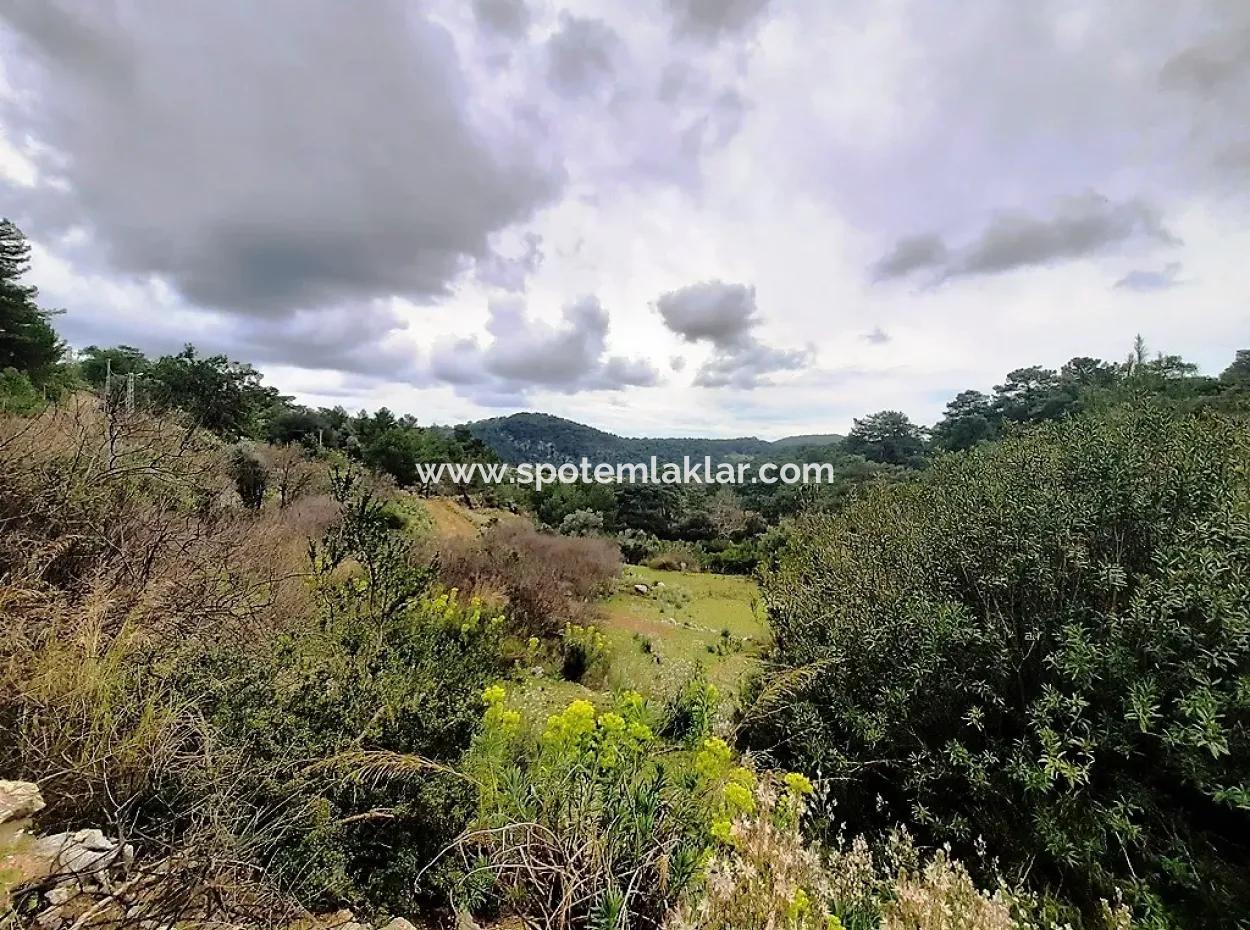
{"left": 0, "top": 0, "right": 562, "bottom": 316}
{"left": 656, "top": 280, "right": 757, "bottom": 348}
{"left": 655, "top": 280, "right": 808, "bottom": 388}
{"left": 871, "top": 235, "right": 948, "bottom": 281}
{"left": 953, "top": 195, "right": 1178, "bottom": 277}
{"left": 472, "top": 0, "right": 531, "bottom": 38}
{"left": 664, "top": 0, "right": 772, "bottom": 41}
{"left": 430, "top": 295, "right": 658, "bottom": 401}
{"left": 693, "top": 340, "right": 809, "bottom": 389}
{"left": 1115, "top": 262, "right": 1184, "bottom": 292}
{"left": 1160, "top": 26, "right": 1250, "bottom": 93}
{"left": 874, "top": 194, "right": 1179, "bottom": 283}
{"left": 55, "top": 284, "right": 422, "bottom": 382}
{"left": 545, "top": 13, "right": 621, "bottom": 98}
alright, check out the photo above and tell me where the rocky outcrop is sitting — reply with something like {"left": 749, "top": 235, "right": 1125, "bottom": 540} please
{"left": 1, "top": 780, "right": 139, "bottom": 926}
{"left": 0, "top": 780, "right": 45, "bottom": 823}
{"left": 31, "top": 829, "right": 134, "bottom": 880}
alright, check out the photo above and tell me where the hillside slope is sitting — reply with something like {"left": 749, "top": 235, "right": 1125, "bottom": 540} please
{"left": 464, "top": 412, "right": 842, "bottom": 464}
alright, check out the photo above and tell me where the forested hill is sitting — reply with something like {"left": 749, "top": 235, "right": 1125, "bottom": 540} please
{"left": 464, "top": 412, "right": 843, "bottom": 464}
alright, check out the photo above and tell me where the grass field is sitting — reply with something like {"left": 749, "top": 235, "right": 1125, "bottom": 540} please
{"left": 410, "top": 497, "right": 769, "bottom": 710}
{"left": 596, "top": 565, "right": 767, "bottom": 699}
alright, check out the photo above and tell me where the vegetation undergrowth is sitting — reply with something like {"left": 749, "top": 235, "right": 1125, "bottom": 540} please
{"left": 744, "top": 403, "right": 1250, "bottom": 929}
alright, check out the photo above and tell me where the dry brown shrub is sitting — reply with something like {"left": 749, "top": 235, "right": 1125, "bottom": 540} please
{"left": 0, "top": 398, "right": 336, "bottom": 829}
{"left": 881, "top": 852, "right": 1018, "bottom": 930}
{"left": 438, "top": 520, "right": 620, "bottom": 635}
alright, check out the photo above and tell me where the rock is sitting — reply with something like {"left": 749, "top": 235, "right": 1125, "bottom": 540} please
{"left": 382, "top": 919, "right": 418, "bottom": 930}
{"left": 32, "top": 829, "right": 130, "bottom": 877}
{"left": 654, "top": 581, "right": 665, "bottom": 588}
{"left": 317, "top": 909, "right": 367, "bottom": 930}
{"left": 44, "top": 886, "right": 76, "bottom": 907}
{"left": 632, "top": 583, "right": 649, "bottom": 595}
{"left": 0, "top": 780, "right": 45, "bottom": 823}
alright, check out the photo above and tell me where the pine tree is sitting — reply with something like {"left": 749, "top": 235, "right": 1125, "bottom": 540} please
{"left": 0, "top": 218, "right": 63, "bottom": 378}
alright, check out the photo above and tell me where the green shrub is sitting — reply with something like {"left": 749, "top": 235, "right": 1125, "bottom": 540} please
{"left": 0, "top": 367, "right": 42, "bottom": 414}
{"left": 197, "top": 586, "right": 504, "bottom": 912}
{"left": 743, "top": 404, "right": 1250, "bottom": 928}
{"left": 660, "top": 674, "right": 720, "bottom": 746}
{"left": 647, "top": 546, "right": 702, "bottom": 572}
{"left": 559, "top": 622, "right": 610, "bottom": 685}
{"left": 229, "top": 447, "right": 268, "bottom": 509}
{"left": 455, "top": 689, "right": 759, "bottom": 928}
{"left": 185, "top": 468, "right": 507, "bottom": 913}
{"left": 699, "top": 539, "right": 761, "bottom": 575}
{"left": 618, "top": 528, "right": 661, "bottom": 564}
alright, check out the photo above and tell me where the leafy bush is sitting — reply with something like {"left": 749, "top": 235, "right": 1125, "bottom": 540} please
{"left": 229, "top": 447, "right": 268, "bottom": 509}
{"left": 559, "top": 622, "right": 610, "bottom": 685}
{"left": 700, "top": 539, "right": 761, "bottom": 575}
{"left": 617, "top": 528, "right": 661, "bottom": 565}
{"left": 646, "top": 546, "right": 702, "bottom": 572}
{"left": 660, "top": 674, "right": 720, "bottom": 745}
{"left": 743, "top": 405, "right": 1250, "bottom": 927}
{"left": 439, "top": 522, "right": 620, "bottom": 636}
{"left": 197, "top": 586, "right": 504, "bottom": 912}
{"left": 0, "top": 367, "right": 43, "bottom": 414}
{"left": 454, "top": 689, "right": 760, "bottom": 928}
{"left": 559, "top": 507, "right": 606, "bottom": 537}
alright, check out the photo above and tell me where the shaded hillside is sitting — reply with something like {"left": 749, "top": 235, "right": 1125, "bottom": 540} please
{"left": 464, "top": 412, "right": 842, "bottom": 464}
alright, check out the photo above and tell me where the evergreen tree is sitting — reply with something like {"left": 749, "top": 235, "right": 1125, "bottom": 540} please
{"left": 0, "top": 218, "right": 64, "bottom": 380}
{"left": 844, "top": 410, "right": 927, "bottom": 466}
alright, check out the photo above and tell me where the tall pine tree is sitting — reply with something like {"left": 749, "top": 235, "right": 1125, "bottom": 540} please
{"left": 0, "top": 218, "right": 63, "bottom": 380}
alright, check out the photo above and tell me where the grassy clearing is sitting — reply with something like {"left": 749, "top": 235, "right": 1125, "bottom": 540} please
{"left": 598, "top": 565, "right": 766, "bottom": 699}
{"left": 409, "top": 495, "right": 526, "bottom": 539}
{"left": 406, "top": 497, "right": 768, "bottom": 710}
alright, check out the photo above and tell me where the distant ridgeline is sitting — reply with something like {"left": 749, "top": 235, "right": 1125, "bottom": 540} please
{"left": 463, "top": 412, "right": 842, "bottom": 465}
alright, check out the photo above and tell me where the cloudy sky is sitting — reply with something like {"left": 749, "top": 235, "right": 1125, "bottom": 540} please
{"left": 0, "top": 0, "right": 1246, "bottom": 437}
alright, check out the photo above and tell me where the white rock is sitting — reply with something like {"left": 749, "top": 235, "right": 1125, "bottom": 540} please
{"left": 45, "top": 886, "right": 76, "bottom": 907}
{"left": 0, "top": 780, "right": 45, "bottom": 823}
{"left": 382, "top": 919, "right": 418, "bottom": 930}
{"left": 32, "top": 829, "right": 122, "bottom": 875}
{"left": 633, "top": 583, "right": 649, "bottom": 595}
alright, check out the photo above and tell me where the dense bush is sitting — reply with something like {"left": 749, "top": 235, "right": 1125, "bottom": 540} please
{"left": 559, "top": 622, "right": 610, "bottom": 685}
{"left": 196, "top": 585, "right": 504, "bottom": 912}
{"left": 699, "top": 538, "right": 762, "bottom": 575}
{"left": 617, "top": 527, "right": 661, "bottom": 564}
{"left": 646, "top": 545, "right": 702, "bottom": 572}
{"left": 743, "top": 404, "right": 1250, "bottom": 927}
{"left": 229, "top": 447, "right": 268, "bottom": 509}
{"left": 439, "top": 522, "right": 620, "bottom": 635}
{"left": 0, "top": 407, "right": 504, "bottom": 919}
{"left": 455, "top": 689, "right": 761, "bottom": 928}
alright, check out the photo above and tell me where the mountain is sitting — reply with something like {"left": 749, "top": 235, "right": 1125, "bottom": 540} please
{"left": 772, "top": 433, "right": 844, "bottom": 449}
{"left": 463, "top": 412, "right": 842, "bottom": 465}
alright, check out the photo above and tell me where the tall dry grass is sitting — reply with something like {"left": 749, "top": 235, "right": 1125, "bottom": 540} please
{"left": 0, "top": 397, "right": 336, "bottom": 829}
{"left": 438, "top": 521, "right": 621, "bottom": 635}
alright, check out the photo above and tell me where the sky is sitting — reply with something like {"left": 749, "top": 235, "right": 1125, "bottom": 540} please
{"left": 0, "top": 0, "right": 1247, "bottom": 438}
